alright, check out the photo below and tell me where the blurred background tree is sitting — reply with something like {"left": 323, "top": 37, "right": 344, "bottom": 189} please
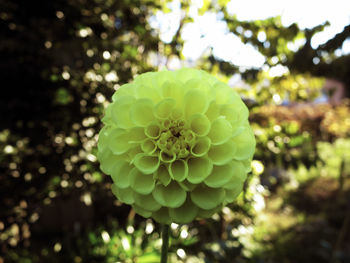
{"left": 0, "top": 0, "right": 349, "bottom": 262}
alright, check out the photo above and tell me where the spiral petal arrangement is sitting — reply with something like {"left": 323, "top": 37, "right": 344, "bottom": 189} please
{"left": 97, "top": 68, "right": 256, "bottom": 224}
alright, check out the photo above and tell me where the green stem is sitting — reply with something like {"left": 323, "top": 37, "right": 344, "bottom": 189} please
{"left": 160, "top": 224, "right": 170, "bottom": 263}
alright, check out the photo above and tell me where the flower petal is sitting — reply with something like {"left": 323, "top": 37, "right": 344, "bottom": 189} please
{"left": 187, "top": 157, "right": 213, "bottom": 184}
{"left": 212, "top": 82, "right": 236, "bottom": 104}
{"left": 207, "top": 117, "right": 232, "bottom": 145}
{"left": 145, "top": 123, "right": 161, "bottom": 139}
{"left": 190, "top": 185, "right": 225, "bottom": 210}
{"left": 223, "top": 161, "right": 247, "bottom": 189}
{"left": 232, "top": 125, "right": 256, "bottom": 160}
{"left": 152, "top": 207, "right": 172, "bottom": 224}
{"left": 107, "top": 129, "right": 131, "bottom": 154}
{"left": 134, "top": 153, "right": 160, "bottom": 174}
{"left": 129, "top": 168, "right": 155, "bottom": 195}
{"left": 159, "top": 151, "right": 176, "bottom": 163}
{"left": 169, "top": 159, "right": 188, "bottom": 182}
{"left": 155, "top": 98, "right": 176, "bottom": 119}
{"left": 129, "top": 127, "right": 147, "bottom": 142}
{"left": 225, "top": 185, "right": 244, "bottom": 203}
{"left": 134, "top": 193, "right": 162, "bottom": 212}
{"left": 152, "top": 182, "right": 186, "bottom": 208}
{"left": 133, "top": 204, "right": 152, "bottom": 218}
{"left": 110, "top": 96, "right": 136, "bottom": 129}
{"left": 111, "top": 185, "right": 134, "bottom": 205}
{"left": 141, "top": 139, "right": 157, "bottom": 154}
{"left": 169, "top": 198, "right": 199, "bottom": 224}
{"left": 190, "top": 137, "right": 211, "bottom": 157}
{"left": 161, "top": 81, "right": 184, "bottom": 104}
{"left": 130, "top": 99, "right": 155, "bottom": 127}
{"left": 204, "top": 162, "right": 235, "bottom": 188}
{"left": 135, "top": 84, "right": 161, "bottom": 102}
{"left": 184, "top": 89, "right": 209, "bottom": 118}
{"left": 178, "top": 180, "right": 197, "bottom": 191}
{"left": 98, "top": 148, "right": 120, "bottom": 175}
{"left": 205, "top": 101, "right": 220, "bottom": 121}
{"left": 197, "top": 205, "right": 222, "bottom": 218}
{"left": 208, "top": 140, "right": 236, "bottom": 165}
{"left": 156, "top": 165, "right": 171, "bottom": 186}
{"left": 189, "top": 114, "right": 211, "bottom": 136}
{"left": 110, "top": 160, "right": 133, "bottom": 188}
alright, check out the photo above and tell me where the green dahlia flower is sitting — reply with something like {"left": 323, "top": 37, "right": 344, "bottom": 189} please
{"left": 97, "top": 68, "right": 255, "bottom": 224}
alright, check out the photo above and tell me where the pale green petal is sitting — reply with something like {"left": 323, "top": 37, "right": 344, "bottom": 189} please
{"left": 159, "top": 150, "right": 176, "bottom": 163}
{"left": 129, "top": 127, "right": 147, "bottom": 142}
{"left": 110, "top": 96, "right": 136, "bottom": 129}
{"left": 101, "top": 105, "right": 113, "bottom": 125}
{"left": 189, "top": 114, "right": 211, "bottom": 136}
{"left": 174, "top": 67, "right": 202, "bottom": 83}
{"left": 111, "top": 185, "right": 134, "bottom": 205}
{"left": 187, "top": 157, "right": 213, "bottom": 184}
{"left": 190, "top": 185, "right": 225, "bottom": 210}
{"left": 141, "top": 139, "right": 157, "bottom": 154}
{"left": 152, "top": 182, "right": 186, "bottom": 208}
{"left": 232, "top": 125, "right": 256, "bottom": 160}
{"left": 130, "top": 99, "right": 155, "bottom": 127}
{"left": 97, "top": 126, "right": 110, "bottom": 152}
{"left": 212, "top": 82, "right": 233, "bottom": 104}
{"left": 169, "top": 198, "right": 198, "bottom": 224}
{"left": 133, "top": 204, "right": 152, "bottom": 218}
{"left": 204, "top": 162, "right": 235, "bottom": 188}
{"left": 161, "top": 81, "right": 184, "bottom": 104}
{"left": 107, "top": 129, "right": 130, "bottom": 154}
{"left": 112, "top": 83, "right": 135, "bottom": 101}
{"left": 145, "top": 123, "right": 161, "bottom": 139}
{"left": 152, "top": 207, "right": 172, "bottom": 224}
{"left": 110, "top": 160, "right": 133, "bottom": 188}
{"left": 190, "top": 137, "right": 211, "bottom": 157}
{"left": 171, "top": 107, "right": 184, "bottom": 120}
{"left": 183, "top": 130, "right": 196, "bottom": 145}
{"left": 223, "top": 161, "right": 247, "bottom": 189}
{"left": 197, "top": 205, "right": 222, "bottom": 218}
{"left": 184, "top": 78, "right": 211, "bottom": 94}
{"left": 134, "top": 71, "right": 158, "bottom": 88}
{"left": 178, "top": 180, "right": 197, "bottom": 191}
{"left": 134, "top": 153, "right": 160, "bottom": 174}
{"left": 127, "top": 146, "right": 143, "bottom": 162}
{"left": 134, "top": 84, "right": 161, "bottom": 102}
{"left": 184, "top": 89, "right": 209, "bottom": 118}
{"left": 134, "top": 193, "right": 162, "bottom": 212}
{"left": 155, "top": 98, "right": 176, "bottom": 119}
{"left": 208, "top": 140, "right": 236, "bottom": 165}
{"left": 224, "top": 185, "right": 244, "bottom": 203}
{"left": 169, "top": 159, "right": 188, "bottom": 182}
{"left": 207, "top": 117, "right": 232, "bottom": 145}
{"left": 220, "top": 102, "right": 248, "bottom": 126}
{"left": 205, "top": 101, "right": 220, "bottom": 121}
{"left": 242, "top": 159, "right": 253, "bottom": 173}
{"left": 129, "top": 168, "right": 155, "bottom": 195}
{"left": 156, "top": 165, "right": 171, "bottom": 186}
{"left": 98, "top": 148, "right": 123, "bottom": 175}
{"left": 153, "top": 71, "right": 175, "bottom": 89}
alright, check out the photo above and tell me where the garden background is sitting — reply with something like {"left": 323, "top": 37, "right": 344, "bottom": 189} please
{"left": 1, "top": 0, "right": 350, "bottom": 262}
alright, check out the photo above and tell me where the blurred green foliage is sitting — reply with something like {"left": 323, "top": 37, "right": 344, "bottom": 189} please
{"left": 0, "top": 0, "right": 350, "bottom": 263}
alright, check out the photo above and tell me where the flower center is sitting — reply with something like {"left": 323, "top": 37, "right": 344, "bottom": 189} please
{"left": 156, "top": 119, "right": 195, "bottom": 160}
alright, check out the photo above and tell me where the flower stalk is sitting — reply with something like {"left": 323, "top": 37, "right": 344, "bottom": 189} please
{"left": 161, "top": 224, "right": 170, "bottom": 263}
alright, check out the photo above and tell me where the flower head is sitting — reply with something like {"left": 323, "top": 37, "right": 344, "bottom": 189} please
{"left": 97, "top": 68, "right": 255, "bottom": 224}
